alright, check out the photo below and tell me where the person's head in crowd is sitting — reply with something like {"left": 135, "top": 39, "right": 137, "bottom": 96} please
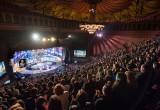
{"left": 48, "top": 96, "right": 62, "bottom": 110}
{"left": 102, "top": 82, "right": 112, "bottom": 95}
{"left": 27, "top": 83, "right": 34, "bottom": 90}
{"left": 40, "top": 91, "right": 48, "bottom": 100}
{"left": 0, "top": 96, "right": 2, "bottom": 102}
{"left": 125, "top": 71, "right": 137, "bottom": 86}
{"left": 151, "top": 54, "right": 157, "bottom": 62}
{"left": 62, "top": 75, "right": 67, "bottom": 80}
{"left": 54, "top": 77, "right": 59, "bottom": 84}
{"left": 158, "top": 57, "right": 160, "bottom": 63}
{"left": 16, "top": 100, "right": 26, "bottom": 110}
{"left": 13, "top": 89, "right": 20, "bottom": 97}
{"left": 53, "top": 84, "right": 64, "bottom": 96}
{"left": 87, "top": 73, "right": 92, "bottom": 81}
{"left": 0, "top": 96, "right": 8, "bottom": 110}
{"left": 138, "top": 56, "right": 144, "bottom": 62}
{"left": 47, "top": 81, "right": 53, "bottom": 89}
{"left": 153, "top": 62, "right": 159, "bottom": 70}
{"left": 140, "top": 64, "right": 149, "bottom": 74}
{"left": 0, "top": 90, "right": 4, "bottom": 98}
{"left": 120, "top": 67, "right": 126, "bottom": 73}
{"left": 0, "top": 104, "right": 8, "bottom": 110}
{"left": 99, "top": 67, "right": 103, "bottom": 73}
{"left": 81, "top": 75, "right": 87, "bottom": 83}
{"left": 76, "top": 88, "right": 88, "bottom": 107}
{"left": 116, "top": 72, "right": 127, "bottom": 82}
{"left": 113, "top": 63, "right": 120, "bottom": 71}
{"left": 9, "top": 103, "right": 24, "bottom": 110}
{"left": 135, "top": 57, "right": 139, "bottom": 62}
{"left": 120, "top": 62, "right": 126, "bottom": 68}
{"left": 104, "top": 72, "right": 114, "bottom": 84}
{"left": 9, "top": 97, "right": 17, "bottom": 106}
{"left": 42, "top": 83, "right": 47, "bottom": 89}
{"left": 36, "top": 96, "right": 48, "bottom": 110}
{"left": 126, "top": 64, "right": 134, "bottom": 71}
{"left": 107, "top": 69, "right": 113, "bottom": 76}
{"left": 146, "top": 56, "right": 151, "bottom": 63}
{"left": 30, "top": 87, "right": 38, "bottom": 98}
{"left": 100, "top": 71, "right": 104, "bottom": 80}
{"left": 70, "top": 77, "right": 75, "bottom": 85}
{"left": 60, "top": 79, "right": 67, "bottom": 86}
{"left": 113, "top": 72, "right": 127, "bottom": 87}
{"left": 50, "top": 76, "right": 54, "bottom": 82}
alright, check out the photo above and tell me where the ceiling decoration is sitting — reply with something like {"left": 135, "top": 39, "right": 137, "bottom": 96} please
{"left": 79, "top": 1, "right": 105, "bottom": 34}
{"left": 6, "top": 0, "right": 160, "bottom": 22}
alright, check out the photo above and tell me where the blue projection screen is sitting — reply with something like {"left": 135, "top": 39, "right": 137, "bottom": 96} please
{"left": 74, "top": 50, "right": 86, "bottom": 58}
{"left": 11, "top": 47, "right": 64, "bottom": 74}
{"left": 0, "top": 61, "right": 6, "bottom": 77}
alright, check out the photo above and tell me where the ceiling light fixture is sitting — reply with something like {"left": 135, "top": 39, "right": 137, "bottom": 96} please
{"left": 79, "top": 1, "right": 104, "bottom": 34}
{"left": 80, "top": 24, "right": 104, "bottom": 34}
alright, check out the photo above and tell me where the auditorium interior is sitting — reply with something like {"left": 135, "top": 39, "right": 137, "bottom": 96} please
{"left": 0, "top": 0, "right": 160, "bottom": 110}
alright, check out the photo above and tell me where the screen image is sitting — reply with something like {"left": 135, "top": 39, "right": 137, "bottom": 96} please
{"left": 12, "top": 47, "right": 64, "bottom": 74}
{"left": 19, "top": 59, "right": 27, "bottom": 68}
{"left": 0, "top": 61, "right": 6, "bottom": 77}
{"left": 74, "top": 50, "right": 86, "bottom": 58}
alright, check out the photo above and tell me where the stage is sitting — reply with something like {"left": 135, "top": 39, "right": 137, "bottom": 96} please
{"left": 13, "top": 61, "right": 62, "bottom": 74}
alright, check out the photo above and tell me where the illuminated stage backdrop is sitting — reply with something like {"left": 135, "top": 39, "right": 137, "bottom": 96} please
{"left": 0, "top": 61, "right": 6, "bottom": 77}
{"left": 11, "top": 47, "right": 64, "bottom": 74}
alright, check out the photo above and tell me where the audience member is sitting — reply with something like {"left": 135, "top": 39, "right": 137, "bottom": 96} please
{"left": 53, "top": 84, "right": 69, "bottom": 110}
{"left": 48, "top": 95, "right": 62, "bottom": 110}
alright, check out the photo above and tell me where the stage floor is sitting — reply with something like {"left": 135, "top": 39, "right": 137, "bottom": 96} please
{"left": 16, "top": 62, "right": 62, "bottom": 74}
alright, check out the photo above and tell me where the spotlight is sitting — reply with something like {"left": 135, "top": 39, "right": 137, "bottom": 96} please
{"left": 42, "top": 38, "right": 46, "bottom": 42}
{"left": 48, "top": 38, "right": 50, "bottom": 41}
{"left": 97, "top": 33, "right": 103, "bottom": 38}
{"left": 68, "top": 35, "right": 71, "bottom": 38}
{"left": 99, "top": 33, "right": 103, "bottom": 37}
{"left": 51, "top": 37, "right": 55, "bottom": 41}
{"left": 32, "top": 33, "right": 39, "bottom": 40}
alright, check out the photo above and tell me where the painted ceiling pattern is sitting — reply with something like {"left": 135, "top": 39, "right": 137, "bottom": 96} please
{"left": 6, "top": 0, "right": 160, "bottom": 22}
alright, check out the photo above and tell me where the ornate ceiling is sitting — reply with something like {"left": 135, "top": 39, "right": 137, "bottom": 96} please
{"left": 6, "top": 0, "right": 160, "bottom": 22}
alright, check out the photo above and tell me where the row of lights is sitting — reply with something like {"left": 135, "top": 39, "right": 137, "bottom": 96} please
{"left": 96, "top": 33, "right": 103, "bottom": 38}
{"left": 32, "top": 32, "right": 104, "bottom": 41}
{"left": 42, "top": 37, "right": 56, "bottom": 42}
{"left": 32, "top": 33, "right": 56, "bottom": 42}
{"left": 32, "top": 33, "right": 72, "bottom": 41}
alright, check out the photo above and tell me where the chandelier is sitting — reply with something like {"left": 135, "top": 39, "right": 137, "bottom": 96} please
{"left": 80, "top": 24, "right": 104, "bottom": 34}
{"left": 79, "top": 1, "right": 105, "bottom": 34}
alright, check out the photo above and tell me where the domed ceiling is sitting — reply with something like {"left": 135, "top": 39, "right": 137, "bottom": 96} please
{"left": 6, "top": 0, "right": 160, "bottom": 22}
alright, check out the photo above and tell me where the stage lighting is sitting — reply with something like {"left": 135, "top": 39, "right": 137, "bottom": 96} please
{"left": 97, "top": 33, "right": 103, "bottom": 38}
{"left": 42, "top": 38, "right": 46, "bottom": 42}
{"left": 51, "top": 37, "right": 55, "bottom": 41}
{"left": 68, "top": 35, "right": 71, "bottom": 38}
{"left": 48, "top": 38, "right": 50, "bottom": 41}
{"left": 32, "top": 33, "right": 39, "bottom": 40}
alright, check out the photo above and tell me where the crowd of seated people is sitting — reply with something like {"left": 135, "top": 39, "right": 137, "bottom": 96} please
{"left": 0, "top": 35, "right": 160, "bottom": 110}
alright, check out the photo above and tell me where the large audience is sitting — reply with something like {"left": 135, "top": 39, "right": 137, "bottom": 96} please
{"left": 0, "top": 35, "right": 160, "bottom": 110}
